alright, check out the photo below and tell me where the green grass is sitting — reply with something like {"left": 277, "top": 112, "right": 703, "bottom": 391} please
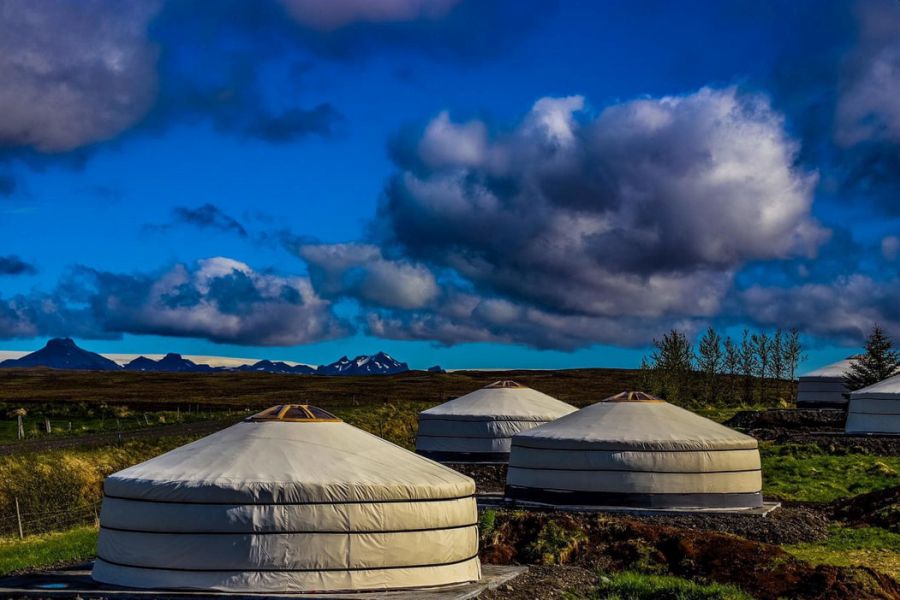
{"left": 0, "top": 525, "right": 97, "bottom": 575}
{"left": 760, "top": 443, "right": 900, "bottom": 503}
{"left": 579, "top": 571, "right": 752, "bottom": 600}
{"left": 784, "top": 525, "right": 900, "bottom": 580}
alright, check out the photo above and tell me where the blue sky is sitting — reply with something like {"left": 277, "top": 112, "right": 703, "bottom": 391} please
{"left": 1, "top": 0, "right": 899, "bottom": 370}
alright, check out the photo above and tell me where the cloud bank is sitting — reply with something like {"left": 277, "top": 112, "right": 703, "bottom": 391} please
{"left": 292, "top": 87, "right": 828, "bottom": 349}
{"left": 0, "top": 258, "right": 348, "bottom": 345}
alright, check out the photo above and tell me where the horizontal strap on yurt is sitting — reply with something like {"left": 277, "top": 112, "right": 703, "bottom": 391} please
{"left": 101, "top": 493, "right": 475, "bottom": 506}
{"left": 504, "top": 486, "right": 763, "bottom": 509}
{"left": 418, "top": 415, "right": 554, "bottom": 423}
{"left": 99, "top": 522, "right": 478, "bottom": 535}
{"left": 506, "top": 465, "right": 761, "bottom": 474}
{"left": 94, "top": 553, "right": 481, "bottom": 573}
{"left": 416, "top": 433, "right": 514, "bottom": 439}
{"left": 509, "top": 442, "right": 757, "bottom": 453}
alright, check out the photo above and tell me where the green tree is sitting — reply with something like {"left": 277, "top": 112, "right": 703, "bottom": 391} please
{"left": 769, "top": 329, "right": 786, "bottom": 402}
{"left": 646, "top": 329, "right": 695, "bottom": 404}
{"left": 783, "top": 328, "right": 805, "bottom": 403}
{"left": 723, "top": 336, "right": 740, "bottom": 404}
{"left": 738, "top": 330, "right": 757, "bottom": 403}
{"left": 845, "top": 325, "right": 900, "bottom": 391}
{"left": 696, "top": 326, "right": 723, "bottom": 404}
{"left": 752, "top": 332, "right": 771, "bottom": 403}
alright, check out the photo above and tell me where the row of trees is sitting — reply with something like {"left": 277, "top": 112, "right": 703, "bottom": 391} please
{"left": 639, "top": 327, "right": 804, "bottom": 406}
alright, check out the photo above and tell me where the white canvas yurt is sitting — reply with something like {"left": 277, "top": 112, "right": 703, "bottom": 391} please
{"left": 505, "top": 391, "right": 763, "bottom": 510}
{"left": 93, "top": 405, "right": 481, "bottom": 593}
{"left": 846, "top": 374, "right": 900, "bottom": 434}
{"left": 796, "top": 358, "right": 855, "bottom": 408}
{"left": 416, "top": 381, "right": 577, "bottom": 463}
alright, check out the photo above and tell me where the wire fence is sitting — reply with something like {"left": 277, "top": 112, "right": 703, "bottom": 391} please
{"left": 0, "top": 499, "right": 100, "bottom": 538}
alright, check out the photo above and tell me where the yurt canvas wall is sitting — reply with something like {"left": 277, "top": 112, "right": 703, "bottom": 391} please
{"left": 416, "top": 381, "right": 577, "bottom": 463}
{"left": 506, "top": 392, "right": 762, "bottom": 510}
{"left": 796, "top": 358, "right": 855, "bottom": 408}
{"left": 846, "top": 374, "right": 900, "bottom": 434}
{"left": 93, "top": 405, "right": 481, "bottom": 592}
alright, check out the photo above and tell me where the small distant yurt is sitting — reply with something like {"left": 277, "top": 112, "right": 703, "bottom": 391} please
{"left": 846, "top": 374, "right": 900, "bottom": 434}
{"left": 416, "top": 381, "right": 577, "bottom": 463}
{"left": 506, "top": 392, "right": 763, "bottom": 510}
{"left": 796, "top": 358, "right": 855, "bottom": 408}
{"left": 93, "top": 405, "right": 480, "bottom": 592}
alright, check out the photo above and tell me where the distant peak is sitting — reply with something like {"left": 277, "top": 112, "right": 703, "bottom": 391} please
{"left": 162, "top": 353, "right": 183, "bottom": 360}
{"left": 46, "top": 337, "right": 76, "bottom": 348}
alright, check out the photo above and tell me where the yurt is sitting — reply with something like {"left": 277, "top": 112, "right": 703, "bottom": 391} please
{"left": 416, "top": 381, "right": 577, "bottom": 463}
{"left": 796, "top": 358, "right": 855, "bottom": 408}
{"left": 846, "top": 374, "right": 900, "bottom": 434}
{"left": 93, "top": 405, "right": 480, "bottom": 592}
{"left": 505, "top": 392, "right": 763, "bottom": 510}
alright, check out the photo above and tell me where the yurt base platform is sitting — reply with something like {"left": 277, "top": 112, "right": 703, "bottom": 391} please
{"left": 477, "top": 493, "right": 781, "bottom": 516}
{"left": 0, "top": 563, "right": 528, "bottom": 600}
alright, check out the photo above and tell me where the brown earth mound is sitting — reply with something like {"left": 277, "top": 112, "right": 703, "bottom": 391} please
{"left": 480, "top": 511, "right": 900, "bottom": 600}
{"left": 726, "top": 408, "right": 846, "bottom": 433}
{"left": 832, "top": 486, "right": 900, "bottom": 532}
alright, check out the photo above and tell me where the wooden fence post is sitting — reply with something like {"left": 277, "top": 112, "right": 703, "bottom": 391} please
{"left": 16, "top": 415, "right": 24, "bottom": 440}
{"left": 44, "top": 417, "right": 51, "bottom": 434}
{"left": 14, "top": 497, "right": 23, "bottom": 539}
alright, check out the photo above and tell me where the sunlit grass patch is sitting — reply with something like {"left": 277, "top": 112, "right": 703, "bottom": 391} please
{"left": 0, "top": 525, "right": 97, "bottom": 575}
{"left": 784, "top": 525, "right": 900, "bottom": 580}
{"left": 760, "top": 443, "right": 900, "bottom": 503}
{"left": 579, "top": 571, "right": 752, "bottom": 600}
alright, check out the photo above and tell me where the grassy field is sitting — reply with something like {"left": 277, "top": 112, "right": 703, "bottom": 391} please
{"left": 0, "top": 526, "right": 97, "bottom": 575}
{"left": 0, "top": 367, "right": 650, "bottom": 410}
{"left": 0, "top": 407, "right": 229, "bottom": 444}
{"left": 760, "top": 443, "right": 900, "bottom": 503}
{"left": 585, "top": 571, "right": 753, "bottom": 600}
{"left": 785, "top": 525, "right": 900, "bottom": 580}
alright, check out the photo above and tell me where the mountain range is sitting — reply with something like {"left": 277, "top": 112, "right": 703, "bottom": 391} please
{"left": 0, "top": 339, "right": 423, "bottom": 376}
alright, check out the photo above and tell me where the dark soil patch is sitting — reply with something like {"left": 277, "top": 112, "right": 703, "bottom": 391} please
{"left": 832, "top": 486, "right": 900, "bottom": 532}
{"left": 726, "top": 408, "right": 846, "bottom": 433}
{"left": 480, "top": 565, "right": 598, "bottom": 600}
{"left": 449, "top": 463, "right": 508, "bottom": 493}
{"left": 480, "top": 510, "right": 900, "bottom": 600}
{"left": 632, "top": 505, "right": 829, "bottom": 545}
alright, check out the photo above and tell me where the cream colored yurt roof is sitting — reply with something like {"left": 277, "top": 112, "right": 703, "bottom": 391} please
{"left": 416, "top": 381, "right": 577, "bottom": 463}
{"left": 801, "top": 358, "right": 855, "bottom": 379}
{"left": 797, "top": 358, "right": 855, "bottom": 407}
{"left": 846, "top": 373, "right": 900, "bottom": 434}
{"left": 506, "top": 391, "right": 762, "bottom": 510}
{"left": 421, "top": 380, "right": 576, "bottom": 420}
{"left": 93, "top": 405, "right": 480, "bottom": 592}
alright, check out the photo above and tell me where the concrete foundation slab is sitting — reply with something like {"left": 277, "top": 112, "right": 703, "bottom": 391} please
{"left": 0, "top": 564, "right": 528, "bottom": 600}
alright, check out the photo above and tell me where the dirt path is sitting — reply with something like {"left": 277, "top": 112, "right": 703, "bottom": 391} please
{"left": 0, "top": 421, "right": 227, "bottom": 456}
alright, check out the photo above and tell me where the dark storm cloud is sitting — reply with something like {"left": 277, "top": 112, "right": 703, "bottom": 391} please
{"left": 144, "top": 203, "right": 249, "bottom": 238}
{"left": 0, "top": 255, "right": 36, "bottom": 276}
{"left": 765, "top": 0, "right": 900, "bottom": 215}
{"left": 294, "top": 87, "right": 826, "bottom": 349}
{"left": 740, "top": 276, "right": 900, "bottom": 344}
{"left": 0, "top": 0, "right": 161, "bottom": 153}
{"left": 1, "top": 0, "right": 529, "bottom": 171}
{"left": 0, "top": 257, "right": 350, "bottom": 344}
{"left": 172, "top": 204, "right": 248, "bottom": 238}
{"left": 378, "top": 89, "right": 824, "bottom": 318}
